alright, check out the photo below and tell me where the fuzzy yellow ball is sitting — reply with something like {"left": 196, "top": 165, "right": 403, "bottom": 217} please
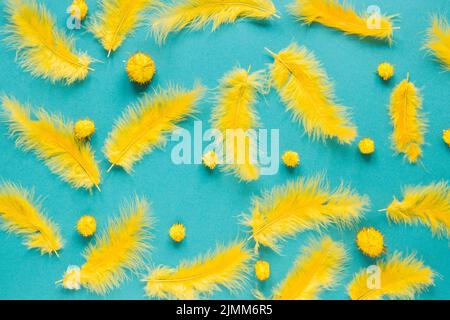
{"left": 126, "top": 52, "right": 155, "bottom": 85}
{"left": 70, "top": 0, "right": 88, "bottom": 20}
{"left": 74, "top": 119, "right": 95, "bottom": 139}
{"left": 358, "top": 138, "right": 375, "bottom": 155}
{"left": 202, "top": 151, "right": 219, "bottom": 170}
{"left": 356, "top": 227, "right": 385, "bottom": 258}
{"left": 169, "top": 223, "right": 186, "bottom": 242}
{"left": 255, "top": 260, "right": 270, "bottom": 281}
{"left": 77, "top": 215, "right": 96, "bottom": 237}
{"left": 443, "top": 129, "right": 450, "bottom": 147}
{"left": 282, "top": 150, "right": 300, "bottom": 168}
{"left": 377, "top": 62, "right": 394, "bottom": 81}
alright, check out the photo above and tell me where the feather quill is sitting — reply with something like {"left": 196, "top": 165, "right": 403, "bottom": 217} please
{"left": 60, "top": 197, "right": 152, "bottom": 294}
{"left": 243, "top": 175, "right": 369, "bottom": 252}
{"left": 89, "top": 0, "right": 155, "bottom": 56}
{"left": 1, "top": 97, "right": 101, "bottom": 191}
{"left": 348, "top": 253, "right": 434, "bottom": 300}
{"left": 150, "top": 0, "right": 278, "bottom": 44}
{"left": 388, "top": 75, "right": 426, "bottom": 163}
{"left": 267, "top": 44, "right": 357, "bottom": 144}
{"left": 288, "top": 0, "right": 396, "bottom": 43}
{"left": 272, "top": 237, "right": 346, "bottom": 300}
{"left": 3, "top": 0, "right": 92, "bottom": 84}
{"left": 211, "top": 68, "right": 263, "bottom": 181}
{"left": 425, "top": 16, "right": 450, "bottom": 70}
{"left": 145, "top": 242, "right": 252, "bottom": 299}
{"left": 386, "top": 181, "right": 450, "bottom": 238}
{"left": 104, "top": 85, "right": 205, "bottom": 173}
{"left": 0, "top": 182, "right": 63, "bottom": 255}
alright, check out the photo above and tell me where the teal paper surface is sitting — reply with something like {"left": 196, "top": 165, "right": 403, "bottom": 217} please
{"left": 0, "top": 0, "right": 449, "bottom": 300}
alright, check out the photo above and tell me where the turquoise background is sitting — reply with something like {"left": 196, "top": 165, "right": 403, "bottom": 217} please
{"left": 0, "top": 0, "right": 449, "bottom": 300}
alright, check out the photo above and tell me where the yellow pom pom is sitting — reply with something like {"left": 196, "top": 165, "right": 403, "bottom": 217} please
{"left": 126, "top": 52, "right": 155, "bottom": 85}
{"left": 76, "top": 215, "right": 96, "bottom": 237}
{"left": 74, "top": 119, "right": 95, "bottom": 139}
{"left": 70, "top": 0, "right": 88, "bottom": 20}
{"left": 282, "top": 150, "right": 300, "bottom": 168}
{"left": 255, "top": 260, "right": 270, "bottom": 281}
{"left": 356, "top": 227, "right": 385, "bottom": 258}
{"left": 358, "top": 138, "right": 375, "bottom": 155}
{"left": 169, "top": 223, "right": 186, "bottom": 242}
{"left": 443, "top": 129, "right": 450, "bottom": 147}
{"left": 202, "top": 151, "right": 219, "bottom": 170}
{"left": 377, "top": 62, "right": 395, "bottom": 81}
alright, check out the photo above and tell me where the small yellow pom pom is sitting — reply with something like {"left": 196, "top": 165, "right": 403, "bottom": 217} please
{"left": 76, "top": 215, "right": 96, "bottom": 237}
{"left": 169, "top": 223, "right": 186, "bottom": 242}
{"left": 358, "top": 138, "right": 375, "bottom": 155}
{"left": 377, "top": 62, "right": 395, "bottom": 81}
{"left": 202, "top": 151, "right": 219, "bottom": 170}
{"left": 255, "top": 260, "right": 270, "bottom": 281}
{"left": 70, "top": 0, "right": 88, "bottom": 20}
{"left": 74, "top": 119, "right": 95, "bottom": 139}
{"left": 443, "top": 129, "right": 450, "bottom": 147}
{"left": 282, "top": 150, "right": 300, "bottom": 168}
{"left": 356, "top": 227, "right": 385, "bottom": 258}
{"left": 126, "top": 52, "right": 155, "bottom": 85}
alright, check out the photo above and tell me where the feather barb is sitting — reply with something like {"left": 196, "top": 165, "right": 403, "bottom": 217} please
{"left": 267, "top": 44, "right": 357, "bottom": 144}
{"left": 425, "top": 16, "right": 450, "bottom": 70}
{"left": 145, "top": 241, "right": 252, "bottom": 299}
{"left": 1, "top": 97, "right": 101, "bottom": 191}
{"left": 104, "top": 84, "right": 205, "bottom": 173}
{"left": 243, "top": 175, "right": 369, "bottom": 252}
{"left": 273, "top": 237, "right": 346, "bottom": 300}
{"left": 3, "top": 0, "right": 92, "bottom": 84}
{"left": 348, "top": 253, "right": 434, "bottom": 300}
{"left": 0, "top": 182, "right": 63, "bottom": 255}
{"left": 388, "top": 75, "right": 426, "bottom": 163}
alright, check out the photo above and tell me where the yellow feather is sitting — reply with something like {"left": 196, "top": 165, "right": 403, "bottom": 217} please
{"left": 273, "top": 237, "right": 346, "bottom": 300}
{"left": 211, "top": 68, "right": 263, "bottom": 181}
{"left": 425, "top": 16, "right": 450, "bottom": 70}
{"left": 104, "top": 85, "right": 205, "bottom": 173}
{"left": 3, "top": 0, "right": 92, "bottom": 84}
{"left": 89, "top": 0, "right": 155, "bottom": 56}
{"left": 348, "top": 253, "right": 434, "bottom": 300}
{"left": 267, "top": 43, "right": 357, "bottom": 144}
{"left": 243, "top": 175, "right": 369, "bottom": 252}
{"left": 288, "top": 0, "right": 396, "bottom": 43}
{"left": 150, "top": 0, "right": 277, "bottom": 44}
{"left": 386, "top": 181, "right": 450, "bottom": 238}
{"left": 62, "top": 197, "right": 153, "bottom": 294}
{"left": 145, "top": 242, "right": 252, "bottom": 299}
{"left": 388, "top": 76, "right": 426, "bottom": 163}
{"left": 0, "top": 182, "right": 63, "bottom": 255}
{"left": 1, "top": 97, "right": 101, "bottom": 191}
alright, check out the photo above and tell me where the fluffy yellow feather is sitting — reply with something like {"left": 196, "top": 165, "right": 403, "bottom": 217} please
{"left": 425, "top": 16, "right": 450, "bottom": 70}
{"left": 267, "top": 44, "right": 357, "bottom": 144}
{"left": 3, "top": 0, "right": 92, "bottom": 84}
{"left": 272, "top": 237, "right": 346, "bottom": 300}
{"left": 288, "top": 0, "right": 396, "bottom": 43}
{"left": 60, "top": 197, "right": 152, "bottom": 294}
{"left": 145, "top": 242, "right": 252, "bottom": 299}
{"left": 104, "top": 85, "right": 205, "bottom": 173}
{"left": 89, "top": 0, "right": 155, "bottom": 56}
{"left": 1, "top": 97, "right": 101, "bottom": 191}
{"left": 389, "top": 75, "right": 426, "bottom": 163}
{"left": 348, "top": 253, "right": 434, "bottom": 300}
{"left": 243, "top": 175, "right": 369, "bottom": 252}
{"left": 211, "top": 68, "right": 263, "bottom": 181}
{"left": 150, "top": 0, "right": 278, "bottom": 44}
{"left": 386, "top": 181, "right": 450, "bottom": 238}
{"left": 0, "top": 182, "right": 63, "bottom": 255}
